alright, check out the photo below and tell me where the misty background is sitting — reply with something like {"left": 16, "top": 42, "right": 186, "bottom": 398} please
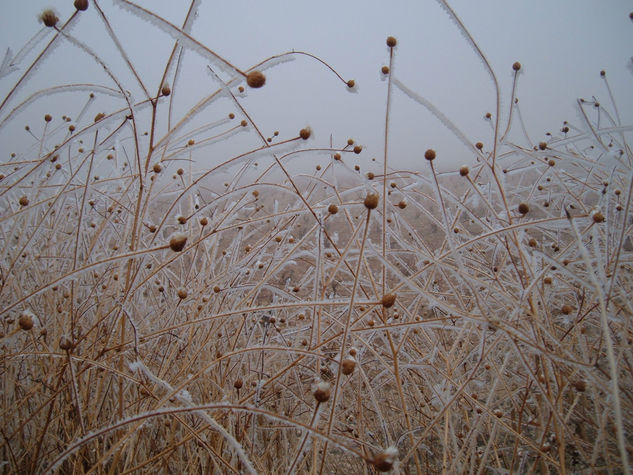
{"left": 1, "top": 0, "right": 632, "bottom": 174}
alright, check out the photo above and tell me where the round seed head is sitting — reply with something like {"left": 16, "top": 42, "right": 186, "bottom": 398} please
{"left": 475, "top": 141, "right": 483, "bottom": 150}
{"left": 518, "top": 202, "right": 529, "bottom": 215}
{"left": 177, "top": 288, "right": 188, "bottom": 300}
{"left": 485, "top": 112, "right": 492, "bottom": 119}
{"left": 341, "top": 357, "right": 356, "bottom": 375}
{"left": 333, "top": 152, "right": 342, "bottom": 161}
{"left": 347, "top": 138, "right": 354, "bottom": 146}
{"left": 328, "top": 204, "right": 339, "bottom": 214}
{"left": 346, "top": 79, "right": 355, "bottom": 88}
{"left": 312, "top": 380, "right": 331, "bottom": 403}
{"left": 246, "top": 70, "right": 266, "bottom": 88}
{"left": 459, "top": 165, "right": 469, "bottom": 176}
{"left": 74, "top": 0, "right": 89, "bottom": 11}
{"left": 572, "top": 380, "right": 586, "bottom": 392}
{"left": 398, "top": 200, "right": 407, "bottom": 209}
{"left": 364, "top": 192, "right": 379, "bottom": 209}
{"left": 19, "top": 196, "right": 29, "bottom": 207}
{"left": 386, "top": 36, "right": 397, "bottom": 47}
{"left": 44, "top": 114, "right": 52, "bottom": 122}
{"left": 372, "top": 447, "right": 398, "bottom": 472}
{"left": 538, "top": 141, "right": 547, "bottom": 150}
{"left": 381, "top": 65, "right": 390, "bottom": 75}
{"left": 561, "top": 304, "right": 573, "bottom": 315}
{"left": 299, "top": 127, "right": 311, "bottom": 140}
{"left": 234, "top": 378, "right": 243, "bottom": 390}
{"left": 152, "top": 163, "right": 162, "bottom": 173}
{"left": 169, "top": 232, "right": 187, "bottom": 252}
{"left": 592, "top": 211, "right": 605, "bottom": 223}
{"left": 19, "top": 312, "right": 34, "bottom": 331}
{"left": 59, "top": 336, "right": 74, "bottom": 351}
{"left": 353, "top": 145, "right": 362, "bottom": 154}
{"left": 40, "top": 9, "right": 59, "bottom": 27}
{"left": 512, "top": 61, "right": 521, "bottom": 71}
{"left": 424, "top": 149, "right": 436, "bottom": 161}
{"left": 161, "top": 84, "right": 171, "bottom": 96}
{"left": 381, "top": 293, "right": 397, "bottom": 308}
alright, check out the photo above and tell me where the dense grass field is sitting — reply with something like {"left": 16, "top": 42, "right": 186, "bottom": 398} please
{"left": 1, "top": 1, "right": 632, "bottom": 473}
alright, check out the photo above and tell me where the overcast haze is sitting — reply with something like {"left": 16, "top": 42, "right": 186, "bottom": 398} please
{"left": 1, "top": 0, "right": 632, "bottom": 172}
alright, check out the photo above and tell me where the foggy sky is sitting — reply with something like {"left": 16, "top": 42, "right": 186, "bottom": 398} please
{"left": 1, "top": 0, "right": 632, "bottom": 172}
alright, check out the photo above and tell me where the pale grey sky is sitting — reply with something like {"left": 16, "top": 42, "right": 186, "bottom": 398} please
{"left": 1, "top": 0, "right": 632, "bottom": 172}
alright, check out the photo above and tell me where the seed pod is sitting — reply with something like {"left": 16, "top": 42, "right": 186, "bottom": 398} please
{"left": 312, "top": 381, "right": 331, "bottom": 403}
{"left": 592, "top": 211, "right": 605, "bottom": 223}
{"left": 328, "top": 204, "right": 339, "bottom": 215}
{"left": 372, "top": 447, "right": 398, "bottom": 472}
{"left": 518, "top": 203, "right": 529, "bottom": 215}
{"left": 341, "top": 357, "right": 356, "bottom": 375}
{"left": 177, "top": 288, "right": 188, "bottom": 300}
{"left": 19, "top": 312, "right": 34, "bottom": 331}
{"left": 246, "top": 71, "right": 266, "bottom": 88}
{"left": 19, "top": 196, "right": 29, "bottom": 207}
{"left": 299, "top": 127, "right": 311, "bottom": 140}
{"left": 572, "top": 380, "right": 586, "bottom": 392}
{"left": 459, "top": 165, "right": 469, "bottom": 176}
{"left": 424, "top": 149, "right": 436, "bottom": 161}
{"left": 40, "top": 9, "right": 59, "bottom": 27}
{"left": 161, "top": 84, "right": 171, "bottom": 96}
{"left": 364, "top": 193, "right": 379, "bottom": 210}
{"left": 512, "top": 61, "right": 521, "bottom": 71}
{"left": 234, "top": 378, "right": 243, "bottom": 390}
{"left": 59, "top": 336, "right": 74, "bottom": 351}
{"left": 381, "top": 293, "right": 397, "bottom": 308}
{"left": 386, "top": 36, "right": 397, "bottom": 47}
{"left": 74, "top": 0, "right": 89, "bottom": 11}
{"left": 169, "top": 232, "right": 187, "bottom": 252}
{"left": 152, "top": 163, "right": 162, "bottom": 173}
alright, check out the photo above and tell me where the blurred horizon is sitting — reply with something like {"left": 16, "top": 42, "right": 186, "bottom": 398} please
{"left": 1, "top": 0, "right": 632, "bottom": 173}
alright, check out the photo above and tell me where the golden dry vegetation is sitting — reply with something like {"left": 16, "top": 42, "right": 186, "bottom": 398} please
{"left": 1, "top": 1, "right": 632, "bottom": 474}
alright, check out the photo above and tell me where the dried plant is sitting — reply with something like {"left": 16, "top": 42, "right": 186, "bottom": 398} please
{"left": 1, "top": 1, "right": 632, "bottom": 473}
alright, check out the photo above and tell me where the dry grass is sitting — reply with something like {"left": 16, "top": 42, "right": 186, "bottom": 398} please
{"left": 1, "top": 1, "right": 632, "bottom": 473}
